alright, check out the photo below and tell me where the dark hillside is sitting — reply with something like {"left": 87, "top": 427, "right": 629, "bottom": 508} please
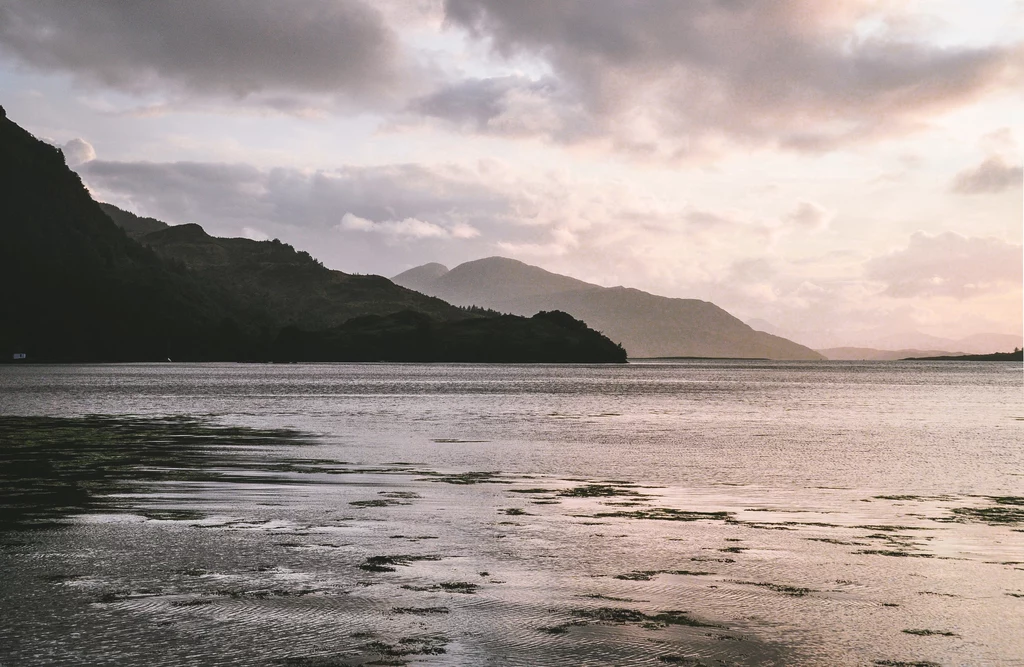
{"left": 272, "top": 310, "right": 627, "bottom": 363}
{"left": 0, "top": 106, "right": 625, "bottom": 363}
{"left": 0, "top": 106, "right": 235, "bottom": 361}
{"left": 98, "top": 203, "right": 169, "bottom": 239}
{"left": 136, "top": 222, "right": 464, "bottom": 331}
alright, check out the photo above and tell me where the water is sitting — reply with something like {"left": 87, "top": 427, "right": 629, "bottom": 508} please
{"left": 1, "top": 361, "right": 1022, "bottom": 666}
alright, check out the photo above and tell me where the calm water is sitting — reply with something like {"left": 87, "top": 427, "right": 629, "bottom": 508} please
{"left": 1, "top": 361, "right": 1022, "bottom": 666}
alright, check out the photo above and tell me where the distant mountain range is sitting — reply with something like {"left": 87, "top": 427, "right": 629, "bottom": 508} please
{"left": 817, "top": 347, "right": 965, "bottom": 361}
{"left": 817, "top": 346, "right": 1024, "bottom": 361}
{"left": 394, "top": 258, "right": 823, "bottom": 360}
{"left": 862, "top": 332, "right": 1023, "bottom": 355}
{"left": 0, "top": 106, "right": 623, "bottom": 363}
{"left": 749, "top": 318, "right": 1022, "bottom": 356}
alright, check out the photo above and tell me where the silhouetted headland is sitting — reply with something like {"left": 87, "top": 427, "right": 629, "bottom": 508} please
{"left": 0, "top": 107, "right": 625, "bottom": 364}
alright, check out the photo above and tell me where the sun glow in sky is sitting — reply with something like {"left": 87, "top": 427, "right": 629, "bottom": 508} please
{"left": 1, "top": 0, "right": 1020, "bottom": 348}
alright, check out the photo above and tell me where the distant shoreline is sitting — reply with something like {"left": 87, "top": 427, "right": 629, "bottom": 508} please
{"left": 901, "top": 350, "right": 1023, "bottom": 361}
{"left": 631, "top": 356, "right": 772, "bottom": 361}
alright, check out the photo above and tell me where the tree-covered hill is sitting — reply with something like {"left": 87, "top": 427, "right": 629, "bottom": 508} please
{"left": 130, "top": 217, "right": 464, "bottom": 331}
{"left": 0, "top": 106, "right": 624, "bottom": 363}
{"left": 273, "top": 310, "right": 627, "bottom": 363}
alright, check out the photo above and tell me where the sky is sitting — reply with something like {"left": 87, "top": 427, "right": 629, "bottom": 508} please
{"left": 1, "top": 0, "right": 1021, "bottom": 349}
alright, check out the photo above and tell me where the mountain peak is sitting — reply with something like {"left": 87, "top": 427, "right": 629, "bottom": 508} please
{"left": 392, "top": 262, "right": 450, "bottom": 293}
{"left": 438, "top": 256, "right": 598, "bottom": 301}
{"left": 459, "top": 256, "right": 531, "bottom": 269}
{"left": 417, "top": 261, "right": 450, "bottom": 274}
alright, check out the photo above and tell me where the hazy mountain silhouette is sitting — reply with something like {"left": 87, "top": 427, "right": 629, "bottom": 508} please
{"left": 754, "top": 317, "right": 1023, "bottom": 354}
{"left": 852, "top": 331, "right": 1022, "bottom": 355}
{"left": 817, "top": 347, "right": 966, "bottom": 361}
{"left": 0, "top": 106, "right": 624, "bottom": 363}
{"left": 954, "top": 333, "right": 1024, "bottom": 353}
{"left": 394, "top": 257, "right": 823, "bottom": 360}
{"left": 810, "top": 334, "right": 1023, "bottom": 358}
{"left": 393, "top": 262, "right": 450, "bottom": 288}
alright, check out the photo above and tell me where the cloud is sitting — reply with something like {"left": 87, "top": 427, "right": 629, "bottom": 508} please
{"left": 950, "top": 156, "right": 1023, "bottom": 194}
{"left": 979, "top": 127, "right": 1018, "bottom": 155}
{"left": 339, "top": 212, "right": 479, "bottom": 240}
{"left": 78, "top": 154, "right": 840, "bottom": 266}
{"left": 76, "top": 158, "right": 526, "bottom": 273}
{"left": 0, "top": 0, "right": 407, "bottom": 106}
{"left": 241, "top": 227, "right": 270, "bottom": 241}
{"left": 404, "top": 76, "right": 591, "bottom": 139}
{"left": 80, "top": 160, "right": 272, "bottom": 224}
{"left": 783, "top": 201, "right": 833, "bottom": 232}
{"left": 4, "top": 0, "right": 1016, "bottom": 156}
{"left": 79, "top": 160, "right": 512, "bottom": 229}
{"left": 77, "top": 154, "right": 826, "bottom": 281}
{"left": 497, "top": 226, "right": 579, "bottom": 257}
{"left": 865, "top": 231, "right": 1022, "bottom": 298}
{"left": 439, "top": 0, "right": 1021, "bottom": 156}
{"left": 60, "top": 138, "right": 95, "bottom": 166}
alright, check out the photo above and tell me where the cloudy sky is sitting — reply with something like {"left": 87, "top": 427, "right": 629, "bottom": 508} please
{"left": 1, "top": 0, "right": 1021, "bottom": 348}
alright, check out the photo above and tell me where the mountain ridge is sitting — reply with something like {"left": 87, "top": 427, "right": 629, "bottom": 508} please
{"left": 0, "top": 106, "right": 624, "bottom": 363}
{"left": 129, "top": 219, "right": 466, "bottom": 331}
{"left": 99, "top": 203, "right": 170, "bottom": 239}
{"left": 394, "top": 257, "right": 823, "bottom": 360}
{"left": 749, "top": 317, "right": 1021, "bottom": 354}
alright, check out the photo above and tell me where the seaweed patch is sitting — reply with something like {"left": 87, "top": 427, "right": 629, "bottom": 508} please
{"left": 731, "top": 581, "right": 815, "bottom": 596}
{"left": 592, "top": 508, "right": 732, "bottom": 522}
{"left": 902, "top": 628, "right": 959, "bottom": 637}
{"left": 615, "top": 570, "right": 713, "bottom": 581}
{"left": 559, "top": 484, "right": 648, "bottom": 498}
{"left": 358, "top": 555, "right": 442, "bottom": 573}
{"left": 570, "top": 607, "right": 721, "bottom": 629}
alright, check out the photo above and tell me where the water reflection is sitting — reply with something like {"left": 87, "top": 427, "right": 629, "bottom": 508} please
{"left": 0, "top": 416, "right": 312, "bottom": 530}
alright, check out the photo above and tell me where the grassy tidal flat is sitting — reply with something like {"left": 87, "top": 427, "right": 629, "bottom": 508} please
{"left": 1, "top": 362, "right": 1022, "bottom": 666}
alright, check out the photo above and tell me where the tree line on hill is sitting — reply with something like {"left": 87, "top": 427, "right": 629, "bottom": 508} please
{"left": 0, "top": 106, "right": 625, "bottom": 364}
